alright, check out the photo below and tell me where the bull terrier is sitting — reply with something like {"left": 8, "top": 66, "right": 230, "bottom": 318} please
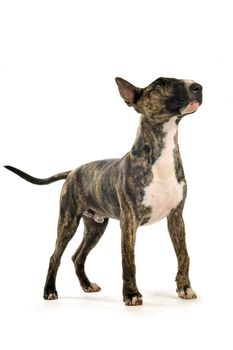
{"left": 5, "top": 76, "right": 202, "bottom": 305}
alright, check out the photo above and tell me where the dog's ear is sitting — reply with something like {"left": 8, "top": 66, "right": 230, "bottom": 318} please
{"left": 115, "top": 77, "right": 142, "bottom": 107}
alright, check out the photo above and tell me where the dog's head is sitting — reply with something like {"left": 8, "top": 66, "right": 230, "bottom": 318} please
{"left": 115, "top": 77, "right": 202, "bottom": 120}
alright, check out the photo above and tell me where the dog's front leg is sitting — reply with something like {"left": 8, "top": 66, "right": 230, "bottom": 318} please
{"left": 167, "top": 205, "right": 197, "bottom": 299}
{"left": 120, "top": 213, "right": 142, "bottom": 306}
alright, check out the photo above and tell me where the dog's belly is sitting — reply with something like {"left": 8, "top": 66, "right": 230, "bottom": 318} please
{"left": 142, "top": 118, "right": 185, "bottom": 225}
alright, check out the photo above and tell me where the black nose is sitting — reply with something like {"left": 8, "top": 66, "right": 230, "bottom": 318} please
{"left": 190, "top": 83, "right": 202, "bottom": 93}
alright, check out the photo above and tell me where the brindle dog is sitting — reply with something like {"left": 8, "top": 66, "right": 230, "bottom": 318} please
{"left": 5, "top": 77, "right": 202, "bottom": 306}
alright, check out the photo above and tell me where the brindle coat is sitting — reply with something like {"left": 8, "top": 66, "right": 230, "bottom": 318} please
{"left": 5, "top": 76, "right": 202, "bottom": 306}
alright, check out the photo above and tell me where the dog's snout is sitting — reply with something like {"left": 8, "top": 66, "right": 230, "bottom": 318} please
{"left": 190, "top": 83, "right": 202, "bottom": 93}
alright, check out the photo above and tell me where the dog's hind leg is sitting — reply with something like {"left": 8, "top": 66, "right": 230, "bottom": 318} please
{"left": 72, "top": 216, "right": 109, "bottom": 292}
{"left": 43, "top": 213, "right": 81, "bottom": 300}
{"left": 43, "top": 183, "right": 82, "bottom": 300}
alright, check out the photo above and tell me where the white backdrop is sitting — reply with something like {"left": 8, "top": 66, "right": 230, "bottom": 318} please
{"left": 1, "top": 0, "right": 233, "bottom": 349}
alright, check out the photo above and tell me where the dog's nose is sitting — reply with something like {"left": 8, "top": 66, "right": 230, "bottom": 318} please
{"left": 190, "top": 83, "right": 202, "bottom": 93}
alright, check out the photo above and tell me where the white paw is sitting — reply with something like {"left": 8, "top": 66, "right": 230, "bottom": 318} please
{"left": 83, "top": 283, "right": 101, "bottom": 293}
{"left": 47, "top": 293, "right": 58, "bottom": 300}
{"left": 124, "top": 296, "right": 143, "bottom": 306}
{"left": 178, "top": 287, "right": 197, "bottom": 299}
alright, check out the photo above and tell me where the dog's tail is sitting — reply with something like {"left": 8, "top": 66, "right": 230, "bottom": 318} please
{"left": 4, "top": 165, "right": 71, "bottom": 185}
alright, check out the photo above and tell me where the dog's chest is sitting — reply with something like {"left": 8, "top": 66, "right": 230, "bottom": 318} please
{"left": 142, "top": 119, "right": 184, "bottom": 225}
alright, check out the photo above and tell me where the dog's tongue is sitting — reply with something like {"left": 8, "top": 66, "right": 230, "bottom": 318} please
{"left": 183, "top": 101, "right": 200, "bottom": 114}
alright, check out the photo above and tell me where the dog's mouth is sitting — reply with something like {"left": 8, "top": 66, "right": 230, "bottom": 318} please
{"left": 180, "top": 100, "right": 200, "bottom": 115}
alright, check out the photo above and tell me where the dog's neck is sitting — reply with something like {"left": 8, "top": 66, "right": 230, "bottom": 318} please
{"left": 131, "top": 115, "right": 179, "bottom": 163}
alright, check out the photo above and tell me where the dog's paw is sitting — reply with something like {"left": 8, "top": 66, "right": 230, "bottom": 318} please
{"left": 43, "top": 290, "right": 58, "bottom": 300}
{"left": 124, "top": 295, "right": 143, "bottom": 306}
{"left": 178, "top": 287, "right": 197, "bottom": 300}
{"left": 82, "top": 283, "right": 101, "bottom": 293}
{"left": 124, "top": 292, "right": 143, "bottom": 306}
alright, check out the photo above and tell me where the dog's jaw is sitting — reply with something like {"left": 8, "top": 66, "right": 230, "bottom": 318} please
{"left": 180, "top": 101, "right": 200, "bottom": 115}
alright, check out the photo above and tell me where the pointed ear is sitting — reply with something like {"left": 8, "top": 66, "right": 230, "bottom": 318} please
{"left": 115, "top": 77, "right": 142, "bottom": 106}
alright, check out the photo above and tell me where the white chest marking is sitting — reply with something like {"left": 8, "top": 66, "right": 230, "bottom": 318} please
{"left": 142, "top": 118, "right": 184, "bottom": 225}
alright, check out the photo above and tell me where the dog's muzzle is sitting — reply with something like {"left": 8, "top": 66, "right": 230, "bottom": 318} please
{"left": 180, "top": 81, "right": 203, "bottom": 114}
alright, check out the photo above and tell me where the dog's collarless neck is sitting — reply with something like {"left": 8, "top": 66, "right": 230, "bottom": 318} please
{"left": 131, "top": 115, "right": 179, "bottom": 163}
